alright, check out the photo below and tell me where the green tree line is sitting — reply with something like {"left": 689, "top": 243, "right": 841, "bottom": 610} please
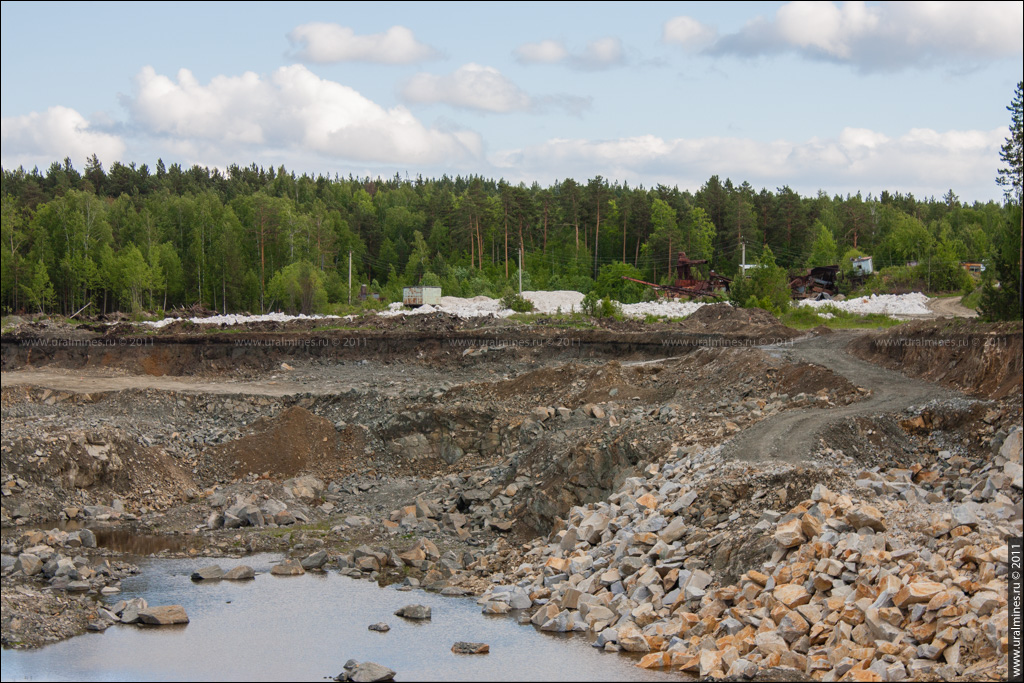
{"left": 1, "top": 155, "right": 1018, "bottom": 318}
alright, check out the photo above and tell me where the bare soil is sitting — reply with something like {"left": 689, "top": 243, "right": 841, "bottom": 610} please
{"left": 1, "top": 312, "right": 1020, "bottom": 665}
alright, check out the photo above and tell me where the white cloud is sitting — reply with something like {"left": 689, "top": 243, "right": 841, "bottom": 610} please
{"left": 702, "top": 1, "right": 1022, "bottom": 71}
{"left": 124, "top": 65, "right": 481, "bottom": 165}
{"left": 513, "top": 37, "right": 626, "bottom": 70}
{"left": 401, "top": 64, "right": 532, "bottom": 113}
{"left": 515, "top": 40, "right": 568, "bottom": 64}
{"left": 576, "top": 37, "right": 625, "bottom": 69}
{"left": 662, "top": 16, "right": 718, "bottom": 53}
{"left": 1, "top": 106, "right": 126, "bottom": 169}
{"left": 287, "top": 23, "right": 439, "bottom": 64}
{"left": 492, "top": 126, "right": 1004, "bottom": 200}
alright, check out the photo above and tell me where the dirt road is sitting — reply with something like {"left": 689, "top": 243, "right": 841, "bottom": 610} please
{"left": 0, "top": 369, "right": 311, "bottom": 397}
{"left": 720, "top": 331, "right": 963, "bottom": 463}
{"left": 925, "top": 295, "right": 978, "bottom": 318}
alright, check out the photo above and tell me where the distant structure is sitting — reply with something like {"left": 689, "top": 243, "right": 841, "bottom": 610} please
{"left": 851, "top": 256, "right": 873, "bottom": 276}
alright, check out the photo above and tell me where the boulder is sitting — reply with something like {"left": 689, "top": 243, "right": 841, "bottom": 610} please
{"left": 394, "top": 604, "right": 431, "bottom": 620}
{"left": 334, "top": 661, "right": 396, "bottom": 683}
{"left": 893, "top": 582, "right": 944, "bottom": 607}
{"left": 300, "top": 550, "right": 328, "bottom": 570}
{"left": 616, "top": 622, "right": 650, "bottom": 653}
{"left": 846, "top": 504, "right": 886, "bottom": 532}
{"left": 14, "top": 553, "right": 42, "bottom": 576}
{"left": 223, "top": 565, "right": 255, "bottom": 581}
{"left": 774, "top": 584, "right": 811, "bottom": 608}
{"left": 451, "top": 642, "right": 489, "bottom": 655}
{"left": 190, "top": 565, "right": 224, "bottom": 581}
{"left": 137, "top": 605, "right": 189, "bottom": 625}
{"left": 270, "top": 560, "right": 305, "bottom": 576}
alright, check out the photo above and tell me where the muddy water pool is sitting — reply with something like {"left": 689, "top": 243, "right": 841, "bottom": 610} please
{"left": 2, "top": 553, "right": 677, "bottom": 681}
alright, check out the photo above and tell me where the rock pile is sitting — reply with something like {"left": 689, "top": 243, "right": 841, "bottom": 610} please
{"left": 1, "top": 528, "right": 135, "bottom": 594}
{"left": 467, "top": 426, "right": 1020, "bottom": 680}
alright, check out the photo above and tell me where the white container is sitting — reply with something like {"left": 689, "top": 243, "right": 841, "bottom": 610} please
{"left": 403, "top": 286, "right": 442, "bottom": 307}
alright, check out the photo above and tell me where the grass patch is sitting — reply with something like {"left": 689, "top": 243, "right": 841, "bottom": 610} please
{"left": 643, "top": 313, "right": 688, "bottom": 324}
{"left": 781, "top": 305, "right": 905, "bottom": 330}
{"left": 259, "top": 520, "right": 333, "bottom": 538}
{"left": 960, "top": 287, "right": 982, "bottom": 310}
{"left": 506, "top": 312, "right": 597, "bottom": 329}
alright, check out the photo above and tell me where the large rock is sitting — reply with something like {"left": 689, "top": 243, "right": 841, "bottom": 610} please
{"left": 774, "top": 518, "right": 806, "bottom": 548}
{"left": 999, "top": 426, "right": 1022, "bottom": 462}
{"left": 659, "top": 517, "right": 687, "bottom": 544}
{"left": 191, "top": 565, "right": 224, "bottom": 581}
{"left": 616, "top": 622, "right": 650, "bottom": 653}
{"left": 394, "top": 604, "right": 431, "bottom": 620}
{"left": 137, "top": 605, "right": 189, "bottom": 625}
{"left": 865, "top": 608, "right": 903, "bottom": 642}
{"left": 77, "top": 528, "right": 97, "bottom": 549}
{"left": 452, "top": 642, "right": 490, "bottom": 654}
{"left": 270, "top": 560, "right": 305, "bottom": 576}
{"left": 846, "top": 504, "right": 886, "bottom": 532}
{"left": 223, "top": 565, "right": 255, "bottom": 581}
{"left": 300, "top": 550, "right": 328, "bottom": 570}
{"left": 893, "top": 582, "right": 944, "bottom": 607}
{"left": 482, "top": 601, "right": 511, "bottom": 615}
{"left": 117, "top": 597, "right": 148, "bottom": 623}
{"left": 335, "top": 660, "right": 396, "bottom": 682}
{"left": 774, "top": 584, "right": 811, "bottom": 608}
{"left": 14, "top": 553, "right": 42, "bottom": 576}
{"left": 755, "top": 631, "right": 789, "bottom": 656}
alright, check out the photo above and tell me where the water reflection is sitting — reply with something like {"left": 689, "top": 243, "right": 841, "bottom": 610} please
{"left": 11, "top": 521, "right": 190, "bottom": 555}
{"left": 2, "top": 554, "right": 678, "bottom": 682}
{"left": 91, "top": 528, "right": 188, "bottom": 555}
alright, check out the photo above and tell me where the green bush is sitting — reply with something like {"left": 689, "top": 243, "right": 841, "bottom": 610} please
{"left": 500, "top": 289, "right": 534, "bottom": 313}
{"left": 580, "top": 291, "right": 622, "bottom": 318}
{"left": 593, "top": 262, "right": 646, "bottom": 304}
{"left": 729, "top": 247, "right": 791, "bottom": 315}
{"left": 267, "top": 261, "right": 328, "bottom": 315}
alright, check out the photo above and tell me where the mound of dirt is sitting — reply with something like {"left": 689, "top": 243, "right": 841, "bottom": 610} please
{"left": 772, "top": 362, "right": 859, "bottom": 397}
{"left": 850, "top": 320, "right": 1022, "bottom": 398}
{"left": 0, "top": 424, "right": 198, "bottom": 517}
{"left": 677, "top": 304, "right": 800, "bottom": 339}
{"left": 210, "top": 406, "right": 362, "bottom": 480}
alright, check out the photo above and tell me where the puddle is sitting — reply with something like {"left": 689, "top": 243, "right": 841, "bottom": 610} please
{"left": 1, "top": 554, "right": 679, "bottom": 682}
{"left": 90, "top": 528, "right": 189, "bottom": 555}
{"left": 9, "top": 521, "right": 190, "bottom": 555}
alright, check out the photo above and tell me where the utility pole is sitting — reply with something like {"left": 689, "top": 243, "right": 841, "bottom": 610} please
{"left": 348, "top": 251, "right": 352, "bottom": 306}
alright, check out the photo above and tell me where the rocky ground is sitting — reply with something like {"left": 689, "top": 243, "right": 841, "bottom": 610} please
{"left": 1, "top": 307, "right": 1020, "bottom": 681}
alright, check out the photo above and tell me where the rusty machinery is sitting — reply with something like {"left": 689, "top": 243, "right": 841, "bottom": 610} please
{"left": 789, "top": 265, "right": 840, "bottom": 299}
{"left": 621, "top": 252, "right": 732, "bottom": 299}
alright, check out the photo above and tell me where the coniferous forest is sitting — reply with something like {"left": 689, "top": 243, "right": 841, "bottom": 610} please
{"left": 1, "top": 156, "right": 1020, "bottom": 319}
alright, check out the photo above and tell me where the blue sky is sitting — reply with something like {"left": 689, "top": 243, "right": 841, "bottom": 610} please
{"left": 2, "top": 1, "right": 1021, "bottom": 202}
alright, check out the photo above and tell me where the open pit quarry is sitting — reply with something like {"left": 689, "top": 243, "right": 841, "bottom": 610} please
{"left": 1, "top": 305, "right": 1021, "bottom": 682}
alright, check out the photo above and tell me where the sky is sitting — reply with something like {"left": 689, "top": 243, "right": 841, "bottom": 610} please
{"left": 2, "top": 1, "right": 1022, "bottom": 202}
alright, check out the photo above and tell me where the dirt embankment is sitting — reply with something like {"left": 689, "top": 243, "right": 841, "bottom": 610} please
{"left": 849, "top": 319, "right": 1022, "bottom": 398}
{"left": 207, "top": 406, "right": 366, "bottom": 481}
{"left": 0, "top": 304, "right": 801, "bottom": 380}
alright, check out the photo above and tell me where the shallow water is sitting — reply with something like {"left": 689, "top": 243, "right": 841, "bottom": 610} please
{"left": 2, "top": 554, "right": 676, "bottom": 682}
